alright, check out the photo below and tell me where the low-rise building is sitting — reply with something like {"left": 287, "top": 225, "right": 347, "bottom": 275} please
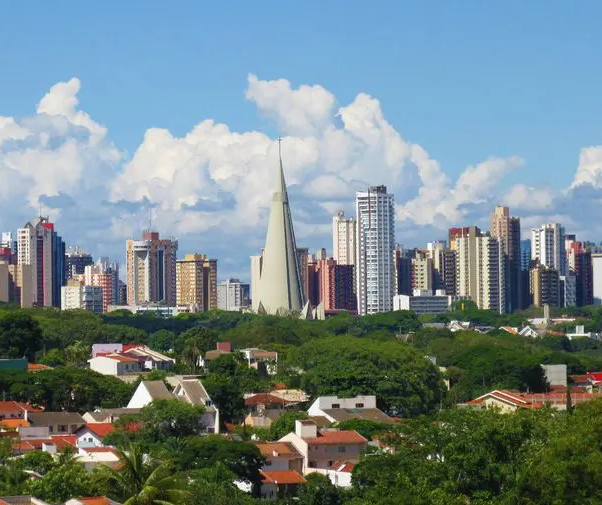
{"left": 279, "top": 420, "right": 367, "bottom": 474}
{"left": 76, "top": 423, "right": 116, "bottom": 448}
{"left": 307, "top": 395, "right": 394, "bottom": 424}
{"left": 82, "top": 408, "right": 141, "bottom": 424}
{"left": 566, "top": 324, "right": 602, "bottom": 341}
{"left": 240, "top": 348, "right": 278, "bottom": 375}
{"left": 26, "top": 412, "right": 85, "bottom": 435}
{"left": 255, "top": 441, "right": 305, "bottom": 500}
{"left": 393, "top": 289, "right": 461, "bottom": 315}
{"left": 89, "top": 344, "right": 175, "bottom": 376}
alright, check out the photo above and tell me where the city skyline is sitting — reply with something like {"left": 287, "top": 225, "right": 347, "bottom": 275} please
{"left": 4, "top": 3, "right": 602, "bottom": 280}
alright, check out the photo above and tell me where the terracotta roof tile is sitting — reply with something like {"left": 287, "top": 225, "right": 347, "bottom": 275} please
{"left": 83, "top": 423, "right": 116, "bottom": 437}
{"left": 244, "top": 393, "right": 287, "bottom": 407}
{"left": 261, "top": 470, "right": 306, "bottom": 485}
{"left": 306, "top": 430, "right": 367, "bottom": 445}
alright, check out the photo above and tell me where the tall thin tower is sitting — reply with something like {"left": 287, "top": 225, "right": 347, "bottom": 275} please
{"left": 355, "top": 186, "right": 395, "bottom": 315}
{"left": 257, "top": 140, "right": 304, "bottom": 314}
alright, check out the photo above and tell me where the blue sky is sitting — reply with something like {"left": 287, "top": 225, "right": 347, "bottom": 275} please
{"left": 1, "top": 1, "right": 602, "bottom": 279}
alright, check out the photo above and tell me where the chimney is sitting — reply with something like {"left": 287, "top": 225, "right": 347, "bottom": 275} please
{"left": 217, "top": 342, "right": 232, "bottom": 353}
{"left": 295, "top": 420, "right": 317, "bottom": 439}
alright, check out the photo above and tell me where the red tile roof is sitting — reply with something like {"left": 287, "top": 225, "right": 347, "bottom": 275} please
{"left": 255, "top": 442, "right": 303, "bottom": 459}
{"left": 84, "top": 423, "right": 116, "bottom": 437}
{"left": 0, "top": 418, "right": 29, "bottom": 429}
{"left": 464, "top": 389, "right": 602, "bottom": 409}
{"left": 331, "top": 460, "right": 355, "bottom": 472}
{"left": 28, "top": 362, "right": 51, "bottom": 371}
{"left": 0, "top": 400, "right": 41, "bottom": 413}
{"left": 588, "top": 372, "right": 602, "bottom": 383}
{"left": 244, "top": 393, "right": 287, "bottom": 407}
{"left": 261, "top": 470, "right": 306, "bottom": 485}
{"left": 306, "top": 430, "right": 367, "bottom": 445}
{"left": 77, "top": 497, "right": 114, "bottom": 505}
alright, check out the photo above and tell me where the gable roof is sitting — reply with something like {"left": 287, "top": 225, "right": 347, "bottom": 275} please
{"left": 27, "top": 412, "right": 85, "bottom": 427}
{"left": 305, "top": 430, "right": 367, "bottom": 445}
{"left": 83, "top": 408, "right": 141, "bottom": 423}
{"left": 82, "top": 423, "right": 116, "bottom": 438}
{"left": 260, "top": 470, "right": 306, "bottom": 485}
{"left": 0, "top": 401, "right": 41, "bottom": 413}
{"left": 245, "top": 393, "right": 287, "bottom": 407}
{"left": 141, "top": 381, "right": 173, "bottom": 401}
{"left": 175, "top": 379, "right": 211, "bottom": 406}
{"left": 255, "top": 441, "right": 303, "bottom": 459}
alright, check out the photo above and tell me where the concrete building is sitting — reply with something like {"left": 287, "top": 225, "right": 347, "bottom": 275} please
{"left": 176, "top": 253, "right": 218, "bottom": 312}
{"left": 61, "top": 280, "right": 103, "bottom": 313}
{"left": 314, "top": 259, "right": 356, "bottom": 312}
{"left": 560, "top": 271, "right": 577, "bottom": 308}
{"left": 394, "top": 247, "right": 412, "bottom": 296}
{"left": 593, "top": 253, "right": 602, "bottom": 305}
{"left": 65, "top": 246, "right": 93, "bottom": 280}
{"left": 442, "top": 249, "right": 457, "bottom": 295}
{"left": 217, "top": 278, "right": 250, "bottom": 311}
{"left": 126, "top": 231, "right": 177, "bottom": 306}
{"left": 449, "top": 227, "right": 480, "bottom": 251}
{"left": 456, "top": 231, "right": 505, "bottom": 313}
{"left": 531, "top": 223, "right": 566, "bottom": 275}
{"left": 411, "top": 254, "right": 434, "bottom": 292}
{"left": 393, "top": 289, "right": 459, "bottom": 315}
{"left": 356, "top": 186, "right": 395, "bottom": 315}
{"left": 81, "top": 265, "right": 114, "bottom": 313}
{"left": 255, "top": 145, "right": 305, "bottom": 316}
{"left": 332, "top": 211, "right": 356, "bottom": 266}
{"left": 490, "top": 206, "right": 521, "bottom": 313}
{"left": 530, "top": 265, "right": 560, "bottom": 307}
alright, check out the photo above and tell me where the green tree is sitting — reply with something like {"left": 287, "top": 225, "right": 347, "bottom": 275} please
{"left": 298, "top": 473, "right": 342, "bottom": 505}
{"left": 140, "top": 399, "right": 206, "bottom": 439}
{"left": 29, "top": 460, "right": 94, "bottom": 503}
{"left": 148, "top": 329, "right": 176, "bottom": 352}
{"left": 64, "top": 340, "right": 91, "bottom": 367}
{"left": 0, "top": 311, "right": 43, "bottom": 360}
{"left": 335, "top": 419, "right": 391, "bottom": 440}
{"left": 94, "top": 444, "right": 193, "bottom": 505}
{"left": 268, "top": 411, "right": 308, "bottom": 440}
{"left": 203, "top": 373, "right": 245, "bottom": 423}
{"left": 38, "top": 348, "right": 65, "bottom": 367}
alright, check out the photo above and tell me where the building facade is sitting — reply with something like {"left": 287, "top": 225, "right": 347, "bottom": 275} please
{"left": 490, "top": 206, "right": 521, "bottom": 313}
{"left": 355, "top": 186, "right": 395, "bottom": 315}
{"left": 217, "top": 278, "right": 250, "bottom": 311}
{"left": 61, "top": 279, "right": 103, "bottom": 313}
{"left": 332, "top": 211, "right": 356, "bottom": 266}
{"left": 530, "top": 265, "right": 560, "bottom": 307}
{"left": 531, "top": 223, "right": 566, "bottom": 275}
{"left": 126, "top": 231, "right": 177, "bottom": 306}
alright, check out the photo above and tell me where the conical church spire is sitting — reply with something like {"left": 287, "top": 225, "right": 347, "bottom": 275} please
{"left": 257, "top": 139, "right": 304, "bottom": 314}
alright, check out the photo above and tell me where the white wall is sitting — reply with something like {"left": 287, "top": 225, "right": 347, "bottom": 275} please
{"left": 593, "top": 255, "right": 602, "bottom": 305}
{"left": 88, "top": 356, "right": 119, "bottom": 376}
{"left": 127, "top": 383, "right": 154, "bottom": 408}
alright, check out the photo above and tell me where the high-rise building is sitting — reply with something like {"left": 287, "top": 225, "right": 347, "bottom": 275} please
{"left": 394, "top": 247, "right": 412, "bottom": 296}
{"left": 314, "top": 259, "right": 356, "bottom": 312}
{"left": 126, "top": 231, "right": 178, "bottom": 306}
{"left": 0, "top": 263, "right": 34, "bottom": 308}
{"left": 296, "top": 247, "right": 309, "bottom": 303}
{"left": 449, "top": 227, "right": 480, "bottom": 250}
{"left": 530, "top": 265, "right": 560, "bottom": 308}
{"left": 427, "top": 241, "right": 446, "bottom": 291}
{"left": 456, "top": 230, "right": 506, "bottom": 313}
{"left": 531, "top": 223, "right": 566, "bottom": 275}
{"left": 175, "top": 253, "right": 217, "bottom": 312}
{"left": 65, "top": 246, "right": 94, "bottom": 280}
{"left": 411, "top": 253, "right": 434, "bottom": 292}
{"left": 17, "top": 217, "right": 65, "bottom": 307}
{"left": 356, "top": 185, "right": 395, "bottom": 315}
{"left": 61, "top": 279, "right": 103, "bottom": 313}
{"left": 490, "top": 206, "right": 521, "bottom": 313}
{"left": 217, "top": 278, "right": 250, "bottom": 311}
{"left": 441, "top": 249, "right": 457, "bottom": 295}
{"left": 333, "top": 211, "right": 356, "bottom": 266}
{"left": 82, "top": 265, "right": 114, "bottom": 313}
{"left": 254, "top": 146, "right": 305, "bottom": 315}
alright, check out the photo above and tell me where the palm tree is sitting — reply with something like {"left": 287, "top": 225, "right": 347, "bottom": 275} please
{"left": 93, "top": 444, "right": 193, "bottom": 505}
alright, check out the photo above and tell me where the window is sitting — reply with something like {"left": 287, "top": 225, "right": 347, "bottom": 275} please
{"left": 58, "top": 425, "right": 67, "bottom": 432}
{"left": 265, "top": 460, "right": 272, "bottom": 466}
{"left": 338, "top": 446, "right": 346, "bottom": 454}
{"left": 331, "top": 403, "right": 340, "bottom": 409}
{"left": 48, "top": 426, "right": 54, "bottom": 433}
{"left": 355, "top": 403, "right": 364, "bottom": 408}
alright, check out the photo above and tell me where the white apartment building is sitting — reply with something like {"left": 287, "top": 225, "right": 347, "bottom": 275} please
{"left": 217, "top": 278, "right": 250, "bottom": 311}
{"left": 355, "top": 186, "right": 395, "bottom": 315}
{"left": 456, "top": 233, "right": 506, "bottom": 313}
{"left": 332, "top": 211, "right": 356, "bottom": 265}
{"left": 17, "top": 223, "right": 37, "bottom": 303}
{"left": 593, "top": 253, "right": 602, "bottom": 305}
{"left": 61, "top": 280, "right": 103, "bottom": 313}
{"left": 531, "top": 223, "right": 566, "bottom": 275}
{"left": 393, "top": 289, "right": 459, "bottom": 315}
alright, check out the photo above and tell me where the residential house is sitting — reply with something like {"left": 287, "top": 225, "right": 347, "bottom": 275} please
{"left": 26, "top": 412, "right": 85, "bottom": 435}
{"left": 447, "top": 320, "right": 471, "bottom": 332}
{"left": 566, "top": 325, "right": 602, "bottom": 341}
{"left": 76, "top": 424, "right": 116, "bottom": 448}
{"left": 89, "top": 344, "right": 175, "bottom": 376}
{"left": 199, "top": 342, "right": 233, "bottom": 369}
{"left": 499, "top": 326, "right": 519, "bottom": 335}
{"left": 460, "top": 388, "right": 602, "bottom": 412}
{"left": 255, "top": 441, "right": 305, "bottom": 500}
{"left": 76, "top": 446, "right": 121, "bottom": 472}
{"left": 519, "top": 326, "right": 540, "bottom": 338}
{"left": 307, "top": 395, "right": 394, "bottom": 425}
{"left": 279, "top": 420, "right": 367, "bottom": 474}
{"left": 245, "top": 409, "right": 283, "bottom": 429}
{"left": 82, "top": 408, "right": 141, "bottom": 424}
{"left": 240, "top": 348, "right": 278, "bottom": 375}
{"left": 0, "top": 497, "right": 50, "bottom": 505}
{"left": 269, "top": 386, "right": 309, "bottom": 405}
{"left": 245, "top": 393, "right": 288, "bottom": 412}
{"left": 0, "top": 401, "right": 42, "bottom": 421}
{"left": 65, "top": 498, "right": 123, "bottom": 505}
{"left": 126, "top": 379, "right": 219, "bottom": 433}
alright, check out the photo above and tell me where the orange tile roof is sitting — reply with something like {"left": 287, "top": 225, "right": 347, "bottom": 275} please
{"left": 0, "top": 418, "right": 29, "bottom": 428}
{"left": 77, "top": 498, "right": 113, "bottom": 505}
{"left": 28, "top": 362, "right": 51, "bottom": 371}
{"left": 84, "top": 423, "right": 116, "bottom": 437}
{"left": 331, "top": 460, "right": 355, "bottom": 472}
{"left": 244, "top": 393, "right": 287, "bottom": 407}
{"left": 255, "top": 442, "right": 302, "bottom": 459}
{"left": 306, "top": 430, "right": 367, "bottom": 445}
{"left": 261, "top": 470, "right": 306, "bottom": 485}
